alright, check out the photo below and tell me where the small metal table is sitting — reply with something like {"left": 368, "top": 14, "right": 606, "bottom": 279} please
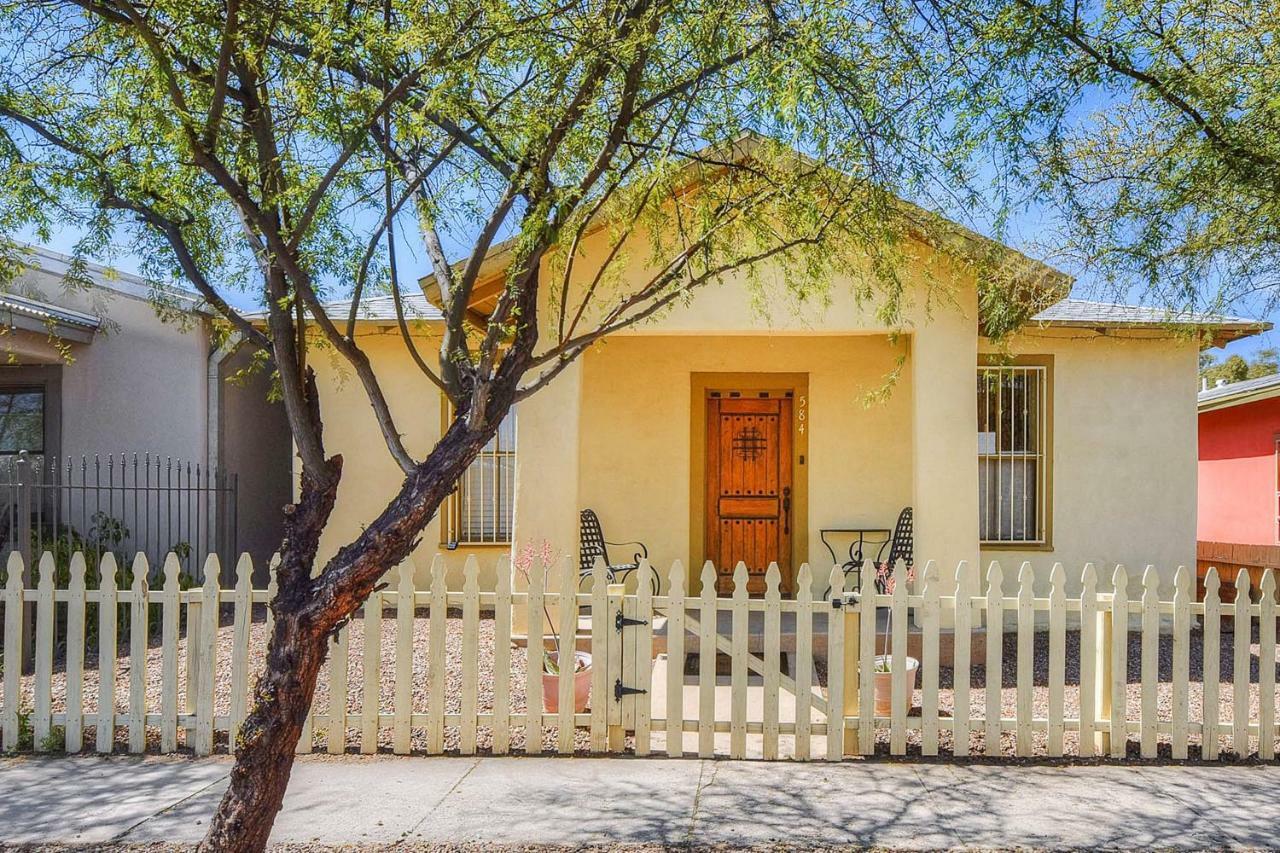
{"left": 820, "top": 527, "right": 891, "bottom": 591}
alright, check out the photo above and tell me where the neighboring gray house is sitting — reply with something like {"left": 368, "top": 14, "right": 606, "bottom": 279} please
{"left": 0, "top": 244, "right": 290, "bottom": 577}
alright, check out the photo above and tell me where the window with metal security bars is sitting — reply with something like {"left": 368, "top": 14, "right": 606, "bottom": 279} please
{"left": 441, "top": 405, "right": 517, "bottom": 546}
{"left": 978, "top": 363, "right": 1050, "bottom": 545}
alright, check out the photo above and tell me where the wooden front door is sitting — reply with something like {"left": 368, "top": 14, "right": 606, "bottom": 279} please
{"left": 705, "top": 393, "right": 794, "bottom": 595}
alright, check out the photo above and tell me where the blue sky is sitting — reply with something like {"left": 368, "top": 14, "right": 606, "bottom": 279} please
{"left": 15, "top": 183, "right": 1276, "bottom": 365}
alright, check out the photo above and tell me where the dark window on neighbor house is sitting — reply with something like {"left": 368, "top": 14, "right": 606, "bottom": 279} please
{"left": 0, "top": 387, "right": 45, "bottom": 454}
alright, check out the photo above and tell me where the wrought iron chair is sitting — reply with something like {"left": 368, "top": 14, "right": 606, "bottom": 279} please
{"left": 844, "top": 506, "right": 914, "bottom": 595}
{"left": 578, "top": 508, "right": 660, "bottom": 595}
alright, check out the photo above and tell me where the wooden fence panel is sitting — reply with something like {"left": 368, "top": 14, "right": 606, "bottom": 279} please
{"left": 129, "top": 555, "right": 150, "bottom": 754}
{"left": 952, "top": 561, "right": 972, "bottom": 758}
{"left": 361, "top": 585, "right": 383, "bottom": 754}
{"left": 6, "top": 549, "right": 1280, "bottom": 764}
{"left": 858, "top": 558, "right": 876, "bottom": 756}
{"left": 1079, "top": 564, "right": 1098, "bottom": 758}
{"left": 462, "top": 556, "right": 482, "bottom": 756}
{"left": 889, "top": 560, "right": 908, "bottom": 756}
{"left": 65, "top": 553, "right": 86, "bottom": 753}
{"left": 920, "top": 562, "right": 940, "bottom": 757}
{"left": 794, "top": 563, "right": 814, "bottom": 761}
{"left": 730, "top": 563, "right": 749, "bottom": 759}
{"left": 1233, "top": 569, "right": 1251, "bottom": 756}
{"left": 665, "top": 560, "right": 686, "bottom": 758}
{"left": 32, "top": 553, "right": 53, "bottom": 752}
{"left": 634, "top": 559, "right": 654, "bottom": 757}
{"left": 826, "top": 565, "right": 845, "bottom": 762}
{"left": 555, "top": 555, "right": 576, "bottom": 756}
{"left": 160, "top": 555, "right": 181, "bottom": 753}
{"left": 697, "top": 561, "right": 716, "bottom": 758}
{"left": 985, "top": 561, "right": 1003, "bottom": 757}
{"left": 1047, "top": 563, "right": 1066, "bottom": 757}
{"left": 589, "top": 557, "right": 609, "bottom": 754}
{"left": 492, "top": 557, "right": 513, "bottom": 755}
{"left": 194, "top": 557, "right": 218, "bottom": 757}
{"left": 1108, "top": 565, "right": 1128, "bottom": 759}
{"left": 1261, "top": 570, "right": 1277, "bottom": 761}
{"left": 1203, "top": 568, "right": 1221, "bottom": 760}
{"left": 1171, "top": 565, "right": 1191, "bottom": 759}
{"left": 328, "top": 624, "right": 349, "bottom": 756}
{"left": 393, "top": 562, "right": 414, "bottom": 755}
{"left": 1140, "top": 567, "right": 1159, "bottom": 759}
{"left": 2, "top": 553, "right": 23, "bottom": 752}
{"left": 1016, "top": 563, "right": 1034, "bottom": 757}
{"left": 428, "top": 556, "right": 448, "bottom": 754}
{"left": 230, "top": 554, "right": 252, "bottom": 747}
{"left": 525, "top": 556, "right": 545, "bottom": 754}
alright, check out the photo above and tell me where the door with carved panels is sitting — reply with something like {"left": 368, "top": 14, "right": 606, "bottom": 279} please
{"left": 705, "top": 393, "right": 794, "bottom": 595}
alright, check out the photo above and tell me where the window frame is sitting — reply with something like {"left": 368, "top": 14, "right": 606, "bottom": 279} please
{"left": 0, "top": 365, "right": 61, "bottom": 462}
{"left": 439, "top": 398, "right": 517, "bottom": 547}
{"left": 977, "top": 355, "right": 1053, "bottom": 549}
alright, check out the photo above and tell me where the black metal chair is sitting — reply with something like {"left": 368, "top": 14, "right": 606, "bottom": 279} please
{"left": 578, "top": 508, "right": 660, "bottom": 594}
{"left": 845, "top": 506, "right": 913, "bottom": 594}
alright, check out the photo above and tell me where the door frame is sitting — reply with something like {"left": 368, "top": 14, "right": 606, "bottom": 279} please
{"left": 689, "top": 372, "right": 809, "bottom": 594}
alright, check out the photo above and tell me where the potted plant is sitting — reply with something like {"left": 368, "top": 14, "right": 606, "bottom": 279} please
{"left": 871, "top": 563, "right": 918, "bottom": 717}
{"left": 514, "top": 541, "right": 592, "bottom": 713}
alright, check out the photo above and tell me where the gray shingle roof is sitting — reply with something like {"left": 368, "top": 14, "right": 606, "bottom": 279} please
{"left": 1032, "top": 298, "right": 1263, "bottom": 329}
{"left": 319, "top": 293, "right": 444, "bottom": 323}
{"left": 1198, "top": 372, "right": 1280, "bottom": 409}
{"left": 0, "top": 292, "right": 101, "bottom": 334}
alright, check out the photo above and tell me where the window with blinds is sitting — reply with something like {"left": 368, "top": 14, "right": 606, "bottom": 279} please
{"left": 977, "top": 363, "right": 1050, "bottom": 545}
{"left": 442, "top": 406, "right": 517, "bottom": 546}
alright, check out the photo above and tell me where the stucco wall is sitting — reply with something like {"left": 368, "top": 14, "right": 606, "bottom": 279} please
{"left": 2, "top": 263, "right": 211, "bottom": 463}
{"left": 1198, "top": 395, "right": 1280, "bottom": 546}
{"left": 308, "top": 330, "right": 508, "bottom": 587}
{"left": 576, "top": 334, "right": 913, "bottom": 594}
{"left": 219, "top": 345, "right": 293, "bottom": 572}
{"left": 979, "top": 331, "right": 1200, "bottom": 598}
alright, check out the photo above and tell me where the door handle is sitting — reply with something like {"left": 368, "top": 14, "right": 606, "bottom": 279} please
{"left": 782, "top": 487, "right": 791, "bottom": 535}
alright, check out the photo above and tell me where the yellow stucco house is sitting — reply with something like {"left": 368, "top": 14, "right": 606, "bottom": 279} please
{"left": 308, "top": 203, "right": 1265, "bottom": 602}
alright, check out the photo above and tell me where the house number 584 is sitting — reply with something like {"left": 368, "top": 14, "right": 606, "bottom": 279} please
{"left": 797, "top": 395, "right": 807, "bottom": 434}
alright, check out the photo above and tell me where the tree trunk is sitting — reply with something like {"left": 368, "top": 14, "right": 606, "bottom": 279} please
{"left": 200, "top": 606, "right": 330, "bottom": 851}
{"left": 201, "top": 418, "right": 506, "bottom": 851}
{"left": 201, "top": 454, "right": 342, "bottom": 852}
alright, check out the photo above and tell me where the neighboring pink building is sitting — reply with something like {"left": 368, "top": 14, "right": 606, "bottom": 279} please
{"left": 1198, "top": 375, "right": 1280, "bottom": 545}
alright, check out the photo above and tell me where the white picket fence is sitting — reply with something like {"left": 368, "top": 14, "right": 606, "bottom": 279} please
{"left": 1, "top": 550, "right": 1277, "bottom": 761}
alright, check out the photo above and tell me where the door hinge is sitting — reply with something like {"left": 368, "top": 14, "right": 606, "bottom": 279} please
{"left": 615, "top": 611, "right": 649, "bottom": 632}
{"left": 614, "top": 678, "right": 648, "bottom": 701}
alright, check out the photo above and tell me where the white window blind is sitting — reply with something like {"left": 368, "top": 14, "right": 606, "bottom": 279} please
{"left": 443, "top": 407, "right": 517, "bottom": 545}
{"left": 978, "top": 364, "right": 1048, "bottom": 544}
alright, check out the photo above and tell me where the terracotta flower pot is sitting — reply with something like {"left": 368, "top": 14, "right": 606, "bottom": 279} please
{"left": 541, "top": 651, "right": 593, "bottom": 713}
{"left": 873, "top": 655, "right": 919, "bottom": 717}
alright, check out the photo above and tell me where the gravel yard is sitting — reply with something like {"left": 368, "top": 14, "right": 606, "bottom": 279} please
{"left": 3, "top": 607, "right": 1277, "bottom": 760}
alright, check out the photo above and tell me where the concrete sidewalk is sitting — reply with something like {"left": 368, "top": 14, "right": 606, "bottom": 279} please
{"left": 2, "top": 754, "right": 1279, "bottom": 849}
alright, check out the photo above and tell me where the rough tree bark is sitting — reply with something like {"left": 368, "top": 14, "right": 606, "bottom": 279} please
{"left": 202, "top": 404, "right": 515, "bottom": 851}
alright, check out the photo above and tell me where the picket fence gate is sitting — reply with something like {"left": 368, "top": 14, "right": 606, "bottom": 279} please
{"left": 1, "top": 550, "right": 1278, "bottom": 761}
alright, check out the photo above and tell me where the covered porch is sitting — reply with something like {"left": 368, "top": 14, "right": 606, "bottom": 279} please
{"left": 512, "top": 328, "right": 981, "bottom": 602}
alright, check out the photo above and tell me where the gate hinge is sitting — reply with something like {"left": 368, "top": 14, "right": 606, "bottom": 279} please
{"left": 614, "top": 678, "right": 648, "bottom": 701}
{"left": 615, "top": 611, "right": 649, "bottom": 632}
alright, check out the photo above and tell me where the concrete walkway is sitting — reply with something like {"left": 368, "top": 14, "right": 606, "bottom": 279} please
{"left": 2, "top": 753, "right": 1279, "bottom": 849}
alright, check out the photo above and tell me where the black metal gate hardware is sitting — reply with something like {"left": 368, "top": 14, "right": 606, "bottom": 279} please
{"left": 615, "top": 611, "right": 648, "bottom": 631}
{"left": 615, "top": 678, "right": 648, "bottom": 701}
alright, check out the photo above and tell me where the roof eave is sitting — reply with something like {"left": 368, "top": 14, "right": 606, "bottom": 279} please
{"left": 1199, "top": 383, "right": 1280, "bottom": 412}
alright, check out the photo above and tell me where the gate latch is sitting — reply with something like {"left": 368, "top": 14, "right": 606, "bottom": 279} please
{"left": 615, "top": 611, "right": 649, "bottom": 632}
{"left": 615, "top": 678, "right": 648, "bottom": 701}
